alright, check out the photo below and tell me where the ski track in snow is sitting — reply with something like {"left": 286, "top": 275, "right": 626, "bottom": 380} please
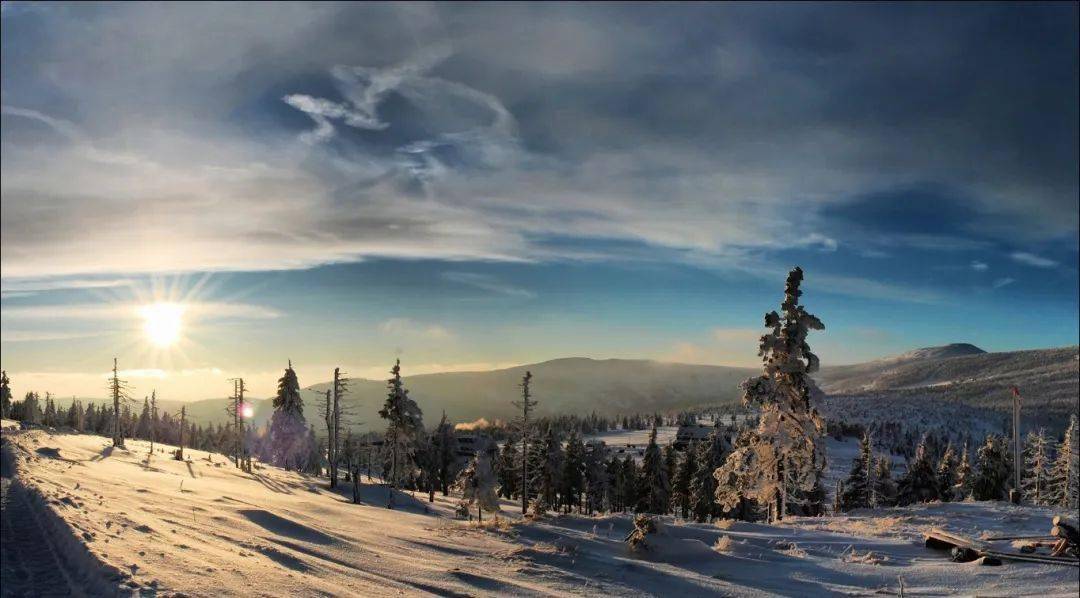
{"left": 1, "top": 422, "right": 1077, "bottom": 597}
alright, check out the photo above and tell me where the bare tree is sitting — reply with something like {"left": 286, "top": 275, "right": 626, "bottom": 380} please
{"left": 513, "top": 371, "right": 537, "bottom": 514}
{"left": 109, "top": 358, "right": 132, "bottom": 448}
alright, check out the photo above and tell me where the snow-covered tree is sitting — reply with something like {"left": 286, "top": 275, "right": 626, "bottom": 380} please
{"left": 379, "top": 359, "right": 424, "bottom": 490}
{"left": 840, "top": 432, "right": 876, "bottom": 511}
{"left": 617, "top": 455, "right": 639, "bottom": 513}
{"left": 638, "top": 426, "right": 670, "bottom": 514}
{"left": 874, "top": 456, "right": 897, "bottom": 507}
{"left": 1021, "top": 428, "right": 1052, "bottom": 506}
{"left": 21, "top": 391, "right": 40, "bottom": 425}
{"left": 496, "top": 435, "right": 520, "bottom": 500}
{"left": 455, "top": 451, "right": 501, "bottom": 522}
{"left": 531, "top": 426, "right": 562, "bottom": 514}
{"left": 560, "top": 431, "right": 585, "bottom": 513}
{"left": 936, "top": 444, "right": 957, "bottom": 502}
{"left": 432, "top": 412, "right": 460, "bottom": 495}
{"left": 671, "top": 442, "right": 698, "bottom": 518}
{"left": 972, "top": 434, "right": 1011, "bottom": 501}
{"left": 0, "top": 371, "right": 11, "bottom": 420}
{"left": 1048, "top": 414, "right": 1079, "bottom": 509}
{"left": 693, "top": 431, "right": 730, "bottom": 521}
{"left": 897, "top": 437, "right": 938, "bottom": 505}
{"left": 268, "top": 361, "right": 310, "bottom": 470}
{"left": 713, "top": 267, "right": 826, "bottom": 522}
{"left": 954, "top": 444, "right": 973, "bottom": 501}
{"left": 583, "top": 442, "right": 609, "bottom": 514}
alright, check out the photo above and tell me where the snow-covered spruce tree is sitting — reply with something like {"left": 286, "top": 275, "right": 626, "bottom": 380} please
{"left": 972, "top": 434, "right": 1012, "bottom": 501}
{"left": 379, "top": 359, "right": 424, "bottom": 490}
{"left": 663, "top": 443, "right": 678, "bottom": 496}
{"left": 671, "top": 441, "right": 698, "bottom": 518}
{"left": 873, "top": 456, "right": 897, "bottom": 507}
{"left": 435, "top": 413, "right": 461, "bottom": 496}
{"left": 496, "top": 436, "right": 520, "bottom": 500}
{"left": 455, "top": 450, "right": 500, "bottom": 522}
{"left": 954, "top": 444, "right": 973, "bottom": 501}
{"left": 897, "top": 437, "right": 938, "bottom": 505}
{"left": 0, "top": 371, "right": 11, "bottom": 420}
{"left": 840, "top": 432, "right": 876, "bottom": 511}
{"left": 1048, "top": 414, "right": 1079, "bottom": 509}
{"left": 531, "top": 426, "right": 563, "bottom": 514}
{"left": 936, "top": 444, "right": 957, "bottom": 502}
{"left": 560, "top": 431, "right": 586, "bottom": 513}
{"left": 21, "top": 391, "right": 40, "bottom": 424}
{"left": 1021, "top": 428, "right": 1052, "bottom": 506}
{"left": 618, "top": 455, "right": 639, "bottom": 513}
{"left": 638, "top": 426, "right": 671, "bottom": 514}
{"left": 269, "top": 361, "right": 310, "bottom": 470}
{"left": 584, "top": 442, "right": 609, "bottom": 514}
{"left": 713, "top": 266, "right": 826, "bottom": 522}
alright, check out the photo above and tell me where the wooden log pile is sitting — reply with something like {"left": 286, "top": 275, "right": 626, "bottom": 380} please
{"left": 924, "top": 516, "right": 1079, "bottom": 567}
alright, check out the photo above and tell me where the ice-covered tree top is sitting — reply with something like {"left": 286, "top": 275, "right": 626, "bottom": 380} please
{"left": 273, "top": 360, "right": 304, "bottom": 418}
{"left": 742, "top": 266, "right": 825, "bottom": 411}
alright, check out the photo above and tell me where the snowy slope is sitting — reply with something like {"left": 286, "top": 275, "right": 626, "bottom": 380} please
{"left": 3, "top": 426, "right": 1077, "bottom": 597}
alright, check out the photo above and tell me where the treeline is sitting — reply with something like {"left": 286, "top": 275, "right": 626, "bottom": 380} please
{"left": 837, "top": 415, "right": 1079, "bottom": 511}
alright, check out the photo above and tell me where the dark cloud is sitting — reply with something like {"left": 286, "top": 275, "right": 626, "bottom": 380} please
{"left": 1, "top": 2, "right": 1076, "bottom": 281}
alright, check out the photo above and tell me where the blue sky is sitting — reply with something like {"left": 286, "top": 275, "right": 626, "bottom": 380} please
{"left": 1, "top": 2, "right": 1077, "bottom": 400}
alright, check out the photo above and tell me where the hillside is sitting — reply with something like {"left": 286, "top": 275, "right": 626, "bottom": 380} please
{"left": 246, "top": 358, "right": 755, "bottom": 432}
{"left": 817, "top": 345, "right": 1080, "bottom": 434}
{"left": 4, "top": 426, "right": 1076, "bottom": 597}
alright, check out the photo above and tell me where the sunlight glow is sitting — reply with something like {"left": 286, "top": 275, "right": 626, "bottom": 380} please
{"left": 241, "top": 403, "right": 255, "bottom": 419}
{"left": 140, "top": 302, "right": 185, "bottom": 348}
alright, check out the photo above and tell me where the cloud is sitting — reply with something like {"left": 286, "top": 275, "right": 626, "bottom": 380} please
{"left": 0, "top": 330, "right": 105, "bottom": 343}
{"left": 1010, "top": 252, "right": 1057, "bottom": 269}
{"left": 992, "top": 277, "right": 1016, "bottom": 289}
{"left": 377, "top": 318, "right": 453, "bottom": 340}
{"left": 1, "top": 3, "right": 1076, "bottom": 288}
{"left": 970, "top": 261, "right": 989, "bottom": 272}
{"left": 1, "top": 302, "right": 281, "bottom": 321}
{"left": 441, "top": 272, "right": 535, "bottom": 298}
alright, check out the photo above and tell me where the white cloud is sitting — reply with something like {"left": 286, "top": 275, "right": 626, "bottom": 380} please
{"left": 1, "top": 301, "right": 281, "bottom": 321}
{"left": 970, "top": 261, "right": 989, "bottom": 271}
{"left": 441, "top": 272, "right": 535, "bottom": 298}
{"left": 377, "top": 317, "right": 453, "bottom": 340}
{"left": 992, "top": 277, "right": 1016, "bottom": 289}
{"left": 1010, "top": 252, "right": 1057, "bottom": 268}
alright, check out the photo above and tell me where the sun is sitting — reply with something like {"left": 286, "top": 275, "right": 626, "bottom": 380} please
{"left": 140, "top": 302, "right": 185, "bottom": 348}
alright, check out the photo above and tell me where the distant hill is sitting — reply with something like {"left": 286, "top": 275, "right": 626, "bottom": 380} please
{"left": 816, "top": 344, "right": 1079, "bottom": 434}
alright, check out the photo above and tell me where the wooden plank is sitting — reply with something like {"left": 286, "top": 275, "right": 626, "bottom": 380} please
{"left": 923, "top": 529, "right": 987, "bottom": 552}
{"left": 982, "top": 550, "right": 1080, "bottom": 568}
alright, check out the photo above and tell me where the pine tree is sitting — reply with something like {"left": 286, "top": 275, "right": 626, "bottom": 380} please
{"left": 531, "top": 426, "right": 563, "bottom": 514}
{"left": 873, "top": 456, "right": 897, "bottom": 507}
{"left": 671, "top": 442, "right": 698, "bottom": 518}
{"left": 378, "top": 360, "right": 424, "bottom": 491}
{"left": 714, "top": 267, "right": 826, "bottom": 522}
{"left": 513, "top": 371, "right": 538, "bottom": 514}
{"left": 560, "top": 431, "right": 585, "bottom": 513}
{"left": 583, "top": 442, "right": 609, "bottom": 514}
{"left": 22, "top": 391, "right": 40, "bottom": 424}
{"left": 897, "top": 437, "right": 938, "bottom": 505}
{"left": 269, "top": 361, "right": 310, "bottom": 470}
{"left": 497, "top": 435, "right": 520, "bottom": 500}
{"left": 455, "top": 451, "right": 500, "bottom": 522}
{"left": 840, "top": 432, "right": 876, "bottom": 511}
{"left": 972, "top": 434, "right": 1012, "bottom": 501}
{"left": 0, "top": 371, "right": 11, "bottom": 420}
{"left": 954, "top": 444, "right": 973, "bottom": 500}
{"left": 1048, "top": 414, "right": 1079, "bottom": 509}
{"left": 433, "top": 412, "right": 460, "bottom": 495}
{"left": 936, "top": 444, "right": 957, "bottom": 502}
{"left": 137, "top": 397, "right": 152, "bottom": 439}
{"left": 619, "top": 455, "right": 639, "bottom": 513}
{"left": 1021, "top": 429, "right": 1052, "bottom": 506}
{"left": 638, "top": 426, "right": 670, "bottom": 514}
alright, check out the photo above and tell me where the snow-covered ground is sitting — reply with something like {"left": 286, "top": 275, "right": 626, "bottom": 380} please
{"left": 2, "top": 425, "right": 1077, "bottom": 597}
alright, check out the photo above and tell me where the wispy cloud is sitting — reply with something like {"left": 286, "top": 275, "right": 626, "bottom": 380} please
{"left": 377, "top": 317, "right": 453, "bottom": 340}
{"left": 1010, "top": 252, "right": 1057, "bottom": 268}
{"left": 970, "top": 261, "right": 989, "bottom": 272}
{"left": 992, "top": 277, "right": 1016, "bottom": 289}
{"left": 1, "top": 301, "right": 281, "bottom": 321}
{"left": 0, "top": 330, "right": 106, "bottom": 343}
{"left": 441, "top": 272, "right": 535, "bottom": 298}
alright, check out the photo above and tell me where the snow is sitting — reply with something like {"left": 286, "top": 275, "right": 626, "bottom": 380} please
{"left": 3, "top": 426, "right": 1077, "bottom": 596}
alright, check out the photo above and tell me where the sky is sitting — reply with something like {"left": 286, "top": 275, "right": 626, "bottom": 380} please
{"left": 1, "top": 2, "right": 1077, "bottom": 402}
